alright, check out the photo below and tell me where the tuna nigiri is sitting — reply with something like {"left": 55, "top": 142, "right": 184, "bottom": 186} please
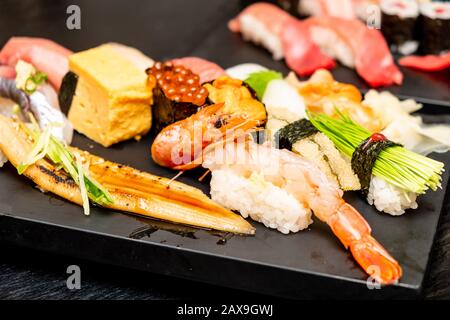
{"left": 229, "top": 2, "right": 335, "bottom": 76}
{"left": 304, "top": 16, "right": 403, "bottom": 87}
{"left": 230, "top": 2, "right": 403, "bottom": 87}
{"left": 0, "top": 37, "right": 72, "bottom": 90}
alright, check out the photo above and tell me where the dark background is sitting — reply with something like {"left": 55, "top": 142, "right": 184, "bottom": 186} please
{"left": 0, "top": 0, "right": 449, "bottom": 300}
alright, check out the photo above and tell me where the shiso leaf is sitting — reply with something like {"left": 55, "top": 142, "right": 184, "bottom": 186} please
{"left": 308, "top": 111, "right": 444, "bottom": 194}
{"left": 244, "top": 70, "right": 282, "bottom": 100}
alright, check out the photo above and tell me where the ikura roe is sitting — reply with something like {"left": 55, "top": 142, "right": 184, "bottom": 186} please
{"left": 147, "top": 62, "right": 207, "bottom": 106}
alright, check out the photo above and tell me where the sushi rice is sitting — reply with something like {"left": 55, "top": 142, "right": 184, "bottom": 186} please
{"left": 367, "top": 175, "right": 418, "bottom": 216}
{"left": 210, "top": 169, "right": 313, "bottom": 234}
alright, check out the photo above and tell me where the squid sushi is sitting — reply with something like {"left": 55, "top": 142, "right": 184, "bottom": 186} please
{"left": 229, "top": 2, "right": 336, "bottom": 76}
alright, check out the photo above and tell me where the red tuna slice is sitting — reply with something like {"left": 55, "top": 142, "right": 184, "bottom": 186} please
{"left": 0, "top": 65, "right": 16, "bottom": 79}
{"left": 171, "top": 57, "right": 225, "bottom": 83}
{"left": 399, "top": 53, "right": 450, "bottom": 72}
{"left": 281, "top": 19, "right": 336, "bottom": 76}
{"left": 0, "top": 37, "right": 72, "bottom": 90}
{"left": 304, "top": 17, "right": 403, "bottom": 87}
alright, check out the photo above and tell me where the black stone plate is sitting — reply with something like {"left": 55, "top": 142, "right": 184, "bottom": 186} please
{"left": 0, "top": 127, "right": 449, "bottom": 299}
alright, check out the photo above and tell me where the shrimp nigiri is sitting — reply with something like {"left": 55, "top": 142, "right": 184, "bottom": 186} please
{"left": 203, "top": 141, "right": 402, "bottom": 284}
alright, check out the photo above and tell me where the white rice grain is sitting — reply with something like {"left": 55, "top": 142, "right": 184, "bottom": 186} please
{"left": 210, "top": 169, "right": 313, "bottom": 234}
{"left": 367, "top": 175, "right": 418, "bottom": 216}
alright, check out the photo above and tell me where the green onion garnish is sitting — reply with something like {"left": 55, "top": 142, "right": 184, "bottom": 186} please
{"left": 308, "top": 111, "right": 445, "bottom": 194}
{"left": 244, "top": 70, "right": 282, "bottom": 100}
{"left": 18, "top": 120, "right": 113, "bottom": 215}
{"left": 24, "top": 71, "right": 48, "bottom": 95}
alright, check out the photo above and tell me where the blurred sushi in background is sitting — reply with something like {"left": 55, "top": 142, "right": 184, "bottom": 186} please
{"left": 418, "top": 1, "right": 450, "bottom": 54}
{"left": 380, "top": 0, "right": 420, "bottom": 55}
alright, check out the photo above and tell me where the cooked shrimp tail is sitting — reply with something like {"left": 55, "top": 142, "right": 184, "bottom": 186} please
{"left": 328, "top": 203, "right": 402, "bottom": 284}
{"left": 152, "top": 102, "right": 261, "bottom": 170}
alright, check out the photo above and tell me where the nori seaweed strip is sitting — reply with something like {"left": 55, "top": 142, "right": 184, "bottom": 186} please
{"left": 58, "top": 71, "right": 79, "bottom": 113}
{"left": 151, "top": 87, "right": 200, "bottom": 134}
{"left": 274, "top": 119, "right": 319, "bottom": 150}
{"left": 351, "top": 134, "right": 401, "bottom": 191}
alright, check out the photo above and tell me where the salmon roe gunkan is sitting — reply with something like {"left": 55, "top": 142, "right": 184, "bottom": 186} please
{"left": 147, "top": 61, "right": 207, "bottom": 106}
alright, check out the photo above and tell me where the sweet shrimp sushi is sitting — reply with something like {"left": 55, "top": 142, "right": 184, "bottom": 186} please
{"left": 203, "top": 140, "right": 402, "bottom": 284}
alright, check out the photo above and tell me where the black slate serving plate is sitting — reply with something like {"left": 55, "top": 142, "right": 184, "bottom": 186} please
{"left": 1, "top": 0, "right": 450, "bottom": 300}
{"left": 0, "top": 128, "right": 449, "bottom": 299}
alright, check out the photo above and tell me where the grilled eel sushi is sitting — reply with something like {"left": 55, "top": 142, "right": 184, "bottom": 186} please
{"left": 0, "top": 114, "right": 255, "bottom": 235}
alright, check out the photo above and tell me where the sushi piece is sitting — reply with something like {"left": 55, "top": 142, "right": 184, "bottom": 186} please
{"left": 0, "top": 114, "right": 254, "bottom": 234}
{"left": 288, "top": 69, "right": 385, "bottom": 132}
{"left": 229, "top": 3, "right": 403, "bottom": 86}
{"left": 171, "top": 57, "right": 225, "bottom": 83}
{"left": 203, "top": 76, "right": 267, "bottom": 124}
{"left": 260, "top": 78, "right": 307, "bottom": 137}
{"left": 309, "top": 112, "right": 444, "bottom": 215}
{"left": 418, "top": 1, "right": 450, "bottom": 54}
{"left": 0, "top": 37, "right": 72, "bottom": 90}
{"left": 147, "top": 61, "right": 208, "bottom": 133}
{"left": 275, "top": 119, "right": 361, "bottom": 190}
{"left": 203, "top": 140, "right": 402, "bottom": 284}
{"left": 229, "top": 2, "right": 294, "bottom": 60}
{"left": 380, "top": 0, "right": 419, "bottom": 54}
{"left": 229, "top": 2, "right": 336, "bottom": 75}
{"left": 0, "top": 75, "right": 73, "bottom": 144}
{"left": 280, "top": 19, "right": 336, "bottom": 76}
{"left": 151, "top": 103, "right": 261, "bottom": 171}
{"left": 65, "top": 44, "right": 154, "bottom": 147}
{"left": 303, "top": 16, "right": 403, "bottom": 87}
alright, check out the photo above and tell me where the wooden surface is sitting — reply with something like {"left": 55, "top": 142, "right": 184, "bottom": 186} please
{"left": 0, "top": 0, "right": 449, "bottom": 299}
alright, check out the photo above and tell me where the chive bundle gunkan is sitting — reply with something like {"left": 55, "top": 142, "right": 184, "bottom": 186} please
{"left": 308, "top": 112, "right": 444, "bottom": 194}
